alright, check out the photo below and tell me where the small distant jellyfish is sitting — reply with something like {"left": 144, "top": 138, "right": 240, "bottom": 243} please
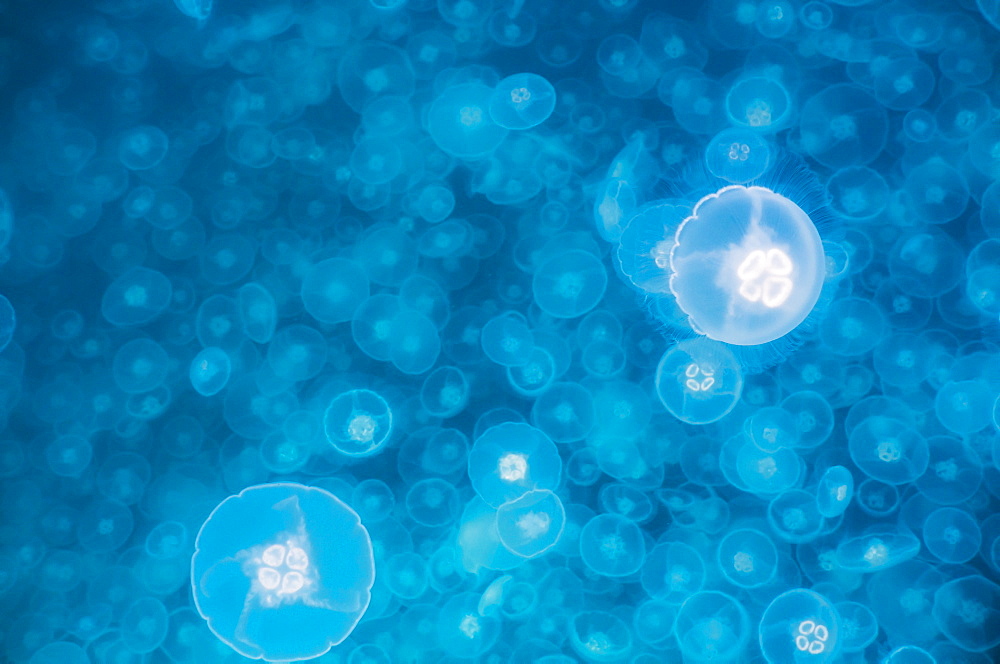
{"left": 191, "top": 483, "right": 375, "bottom": 662}
{"left": 669, "top": 186, "right": 826, "bottom": 346}
{"left": 488, "top": 73, "right": 557, "bottom": 130}
{"left": 173, "top": 0, "right": 212, "bottom": 21}
{"left": 0, "top": 294, "right": 15, "bottom": 354}
{"left": 655, "top": 337, "right": 744, "bottom": 425}
{"left": 323, "top": 389, "right": 392, "bottom": 457}
{"left": 705, "top": 127, "right": 772, "bottom": 184}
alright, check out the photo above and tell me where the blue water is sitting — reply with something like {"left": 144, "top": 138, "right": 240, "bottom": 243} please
{"left": 0, "top": 0, "right": 999, "bottom": 662}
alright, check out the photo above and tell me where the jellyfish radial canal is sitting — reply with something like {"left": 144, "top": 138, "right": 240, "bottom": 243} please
{"left": 669, "top": 185, "right": 826, "bottom": 346}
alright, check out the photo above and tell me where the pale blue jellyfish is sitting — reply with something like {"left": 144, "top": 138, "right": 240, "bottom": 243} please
{"left": 641, "top": 541, "right": 706, "bottom": 603}
{"left": 427, "top": 83, "right": 509, "bottom": 159}
{"left": 569, "top": 611, "right": 633, "bottom": 662}
{"left": 759, "top": 589, "right": 840, "bottom": 663}
{"left": 848, "top": 416, "right": 929, "bottom": 485}
{"left": 102, "top": 267, "right": 172, "bottom": 327}
{"left": 669, "top": 186, "right": 825, "bottom": 346}
{"left": 835, "top": 529, "right": 921, "bottom": 572}
{"left": 323, "top": 388, "right": 392, "bottom": 457}
{"left": 579, "top": 513, "right": 645, "bottom": 578}
{"left": 705, "top": 127, "right": 772, "bottom": 184}
{"left": 468, "top": 422, "right": 561, "bottom": 508}
{"left": 674, "top": 591, "right": 750, "bottom": 662}
{"left": 488, "top": 73, "right": 556, "bottom": 130}
{"left": 923, "top": 507, "right": 981, "bottom": 564}
{"left": 191, "top": 483, "right": 375, "bottom": 661}
{"left": 0, "top": 294, "right": 15, "bottom": 354}
{"left": 655, "top": 338, "right": 743, "bottom": 425}
{"left": 189, "top": 347, "right": 231, "bottom": 397}
{"left": 495, "top": 489, "right": 565, "bottom": 559}
{"left": 815, "top": 465, "right": 853, "bottom": 518}
{"left": 173, "top": 0, "right": 212, "bottom": 21}
{"left": 932, "top": 575, "right": 1000, "bottom": 652}
{"left": 834, "top": 601, "right": 878, "bottom": 653}
{"left": 717, "top": 528, "right": 778, "bottom": 589}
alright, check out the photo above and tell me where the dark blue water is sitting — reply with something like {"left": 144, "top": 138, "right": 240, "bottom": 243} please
{"left": 1, "top": 0, "right": 999, "bottom": 662}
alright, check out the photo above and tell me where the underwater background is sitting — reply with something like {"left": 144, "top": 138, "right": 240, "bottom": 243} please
{"left": 1, "top": 0, "right": 1000, "bottom": 661}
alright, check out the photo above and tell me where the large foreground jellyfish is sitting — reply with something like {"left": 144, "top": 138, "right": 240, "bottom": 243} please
{"left": 191, "top": 483, "right": 375, "bottom": 661}
{"left": 669, "top": 185, "right": 826, "bottom": 346}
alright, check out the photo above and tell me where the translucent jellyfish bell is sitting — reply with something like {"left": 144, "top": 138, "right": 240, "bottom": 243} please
{"left": 191, "top": 483, "right": 375, "bottom": 662}
{"left": 655, "top": 337, "right": 744, "bottom": 425}
{"left": 669, "top": 185, "right": 826, "bottom": 346}
{"left": 323, "top": 388, "right": 393, "bottom": 457}
{"left": 759, "top": 589, "right": 840, "bottom": 663}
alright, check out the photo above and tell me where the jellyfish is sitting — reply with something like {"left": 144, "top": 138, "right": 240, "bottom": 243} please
{"left": 189, "top": 347, "right": 231, "bottom": 397}
{"left": 468, "top": 422, "right": 561, "bottom": 508}
{"left": 674, "top": 591, "right": 750, "bottom": 662}
{"left": 323, "top": 388, "right": 392, "bottom": 457}
{"left": 569, "top": 611, "right": 633, "bottom": 662}
{"left": 579, "top": 513, "right": 645, "bottom": 578}
{"left": 668, "top": 185, "right": 825, "bottom": 347}
{"left": 172, "top": 0, "right": 212, "bottom": 21}
{"left": 191, "top": 483, "right": 375, "bottom": 662}
{"left": 815, "top": 465, "right": 854, "bottom": 518}
{"left": 759, "top": 589, "right": 840, "bottom": 663}
{"left": 655, "top": 337, "right": 743, "bottom": 425}
{"left": 488, "top": 73, "right": 556, "bottom": 130}
{"left": 834, "top": 601, "right": 878, "bottom": 653}
{"left": 495, "top": 489, "right": 565, "bottom": 559}
{"left": 716, "top": 528, "right": 778, "bottom": 589}
{"left": 932, "top": 575, "right": 1000, "bottom": 652}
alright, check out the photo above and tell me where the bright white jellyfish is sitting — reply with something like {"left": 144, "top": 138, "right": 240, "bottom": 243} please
{"left": 669, "top": 185, "right": 825, "bottom": 346}
{"left": 191, "top": 483, "right": 375, "bottom": 662}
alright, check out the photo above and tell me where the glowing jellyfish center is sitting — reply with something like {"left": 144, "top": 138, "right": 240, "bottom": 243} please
{"left": 347, "top": 413, "right": 377, "bottom": 443}
{"left": 498, "top": 453, "right": 528, "bottom": 482}
{"left": 795, "top": 620, "right": 829, "bottom": 654}
{"left": 668, "top": 185, "right": 826, "bottom": 346}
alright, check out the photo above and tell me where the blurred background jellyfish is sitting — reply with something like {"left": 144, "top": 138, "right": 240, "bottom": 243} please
{"left": 669, "top": 185, "right": 826, "bottom": 347}
{"left": 191, "top": 483, "right": 375, "bottom": 662}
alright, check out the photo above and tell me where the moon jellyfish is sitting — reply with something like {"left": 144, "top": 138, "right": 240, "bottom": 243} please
{"left": 173, "top": 0, "right": 212, "bottom": 20}
{"left": 0, "top": 294, "right": 15, "bottom": 354}
{"left": 759, "top": 589, "right": 840, "bottom": 663}
{"left": 669, "top": 186, "right": 825, "bottom": 346}
{"left": 468, "top": 422, "right": 561, "bottom": 508}
{"left": 488, "top": 73, "right": 557, "bottom": 130}
{"left": 674, "top": 591, "right": 751, "bottom": 662}
{"left": 323, "top": 388, "right": 392, "bottom": 457}
{"left": 427, "top": 83, "right": 509, "bottom": 159}
{"left": 579, "top": 513, "right": 646, "bottom": 578}
{"left": 191, "top": 483, "right": 375, "bottom": 662}
{"left": 835, "top": 530, "right": 921, "bottom": 572}
{"left": 932, "top": 575, "right": 1000, "bottom": 652}
{"left": 495, "top": 489, "right": 565, "bottom": 558}
{"left": 655, "top": 338, "right": 743, "bottom": 425}
{"left": 705, "top": 127, "right": 772, "bottom": 184}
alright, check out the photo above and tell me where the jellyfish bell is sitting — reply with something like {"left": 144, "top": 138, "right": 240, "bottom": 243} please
{"left": 669, "top": 185, "right": 826, "bottom": 347}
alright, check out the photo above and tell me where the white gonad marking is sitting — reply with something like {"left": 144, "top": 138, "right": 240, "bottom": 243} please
{"left": 795, "top": 619, "right": 829, "bottom": 654}
{"left": 684, "top": 363, "right": 715, "bottom": 392}
{"left": 737, "top": 248, "right": 794, "bottom": 308}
